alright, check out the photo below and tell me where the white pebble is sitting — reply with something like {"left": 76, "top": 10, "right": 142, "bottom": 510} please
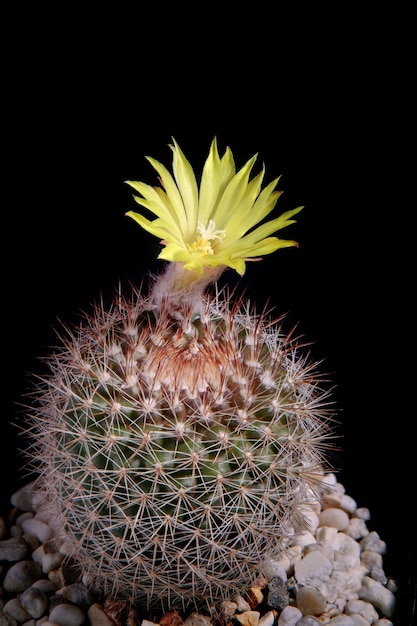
{"left": 292, "top": 530, "right": 316, "bottom": 548}
{"left": 360, "top": 531, "right": 387, "bottom": 555}
{"left": 358, "top": 576, "right": 396, "bottom": 617}
{"left": 318, "top": 508, "right": 350, "bottom": 531}
{"left": 235, "top": 610, "right": 260, "bottom": 626}
{"left": 258, "top": 610, "right": 276, "bottom": 626}
{"left": 339, "top": 494, "right": 357, "bottom": 515}
{"left": 20, "top": 519, "right": 53, "bottom": 544}
{"left": 354, "top": 507, "right": 371, "bottom": 521}
{"left": 277, "top": 605, "right": 302, "bottom": 625}
{"left": 347, "top": 615, "right": 369, "bottom": 625}
{"left": 299, "top": 507, "right": 320, "bottom": 532}
{"left": 344, "top": 518, "right": 369, "bottom": 540}
{"left": 293, "top": 550, "right": 332, "bottom": 587}
{"left": 316, "top": 525, "right": 339, "bottom": 546}
{"left": 346, "top": 598, "right": 379, "bottom": 623}
{"left": 328, "top": 616, "right": 355, "bottom": 624}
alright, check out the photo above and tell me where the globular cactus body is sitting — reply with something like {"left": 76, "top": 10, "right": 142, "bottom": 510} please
{"left": 24, "top": 139, "right": 335, "bottom": 613}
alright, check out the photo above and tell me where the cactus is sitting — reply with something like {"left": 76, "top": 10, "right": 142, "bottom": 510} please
{"left": 23, "top": 138, "right": 335, "bottom": 614}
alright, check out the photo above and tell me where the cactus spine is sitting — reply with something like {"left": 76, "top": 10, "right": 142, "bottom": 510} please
{"left": 24, "top": 139, "right": 335, "bottom": 613}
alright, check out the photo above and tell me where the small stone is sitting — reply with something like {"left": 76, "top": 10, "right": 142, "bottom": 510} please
{"left": 327, "top": 616, "right": 355, "bottom": 624}
{"left": 32, "top": 544, "right": 64, "bottom": 574}
{"left": 0, "top": 610, "right": 18, "bottom": 626}
{"left": 2, "top": 598, "right": 32, "bottom": 623}
{"left": 354, "top": 507, "right": 371, "bottom": 521}
{"left": 0, "top": 537, "right": 30, "bottom": 562}
{"left": 10, "top": 483, "right": 35, "bottom": 512}
{"left": 292, "top": 531, "right": 316, "bottom": 548}
{"left": 31, "top": 579, "right": 56, "bottom": 594}
{"left": 9, "top": 525, "right": 23, "bottom": 538}
{"left": 344, "top": 518, "right": 369, "bottom": 540}
{"left": 48, "top": 568, "right": 65, "bottom": 589}
{"left": 358, "top": 576, "right": 396, "bottom": 617}
{"left": 295, "top": 586, "right": 327, "bottom": 616}
{"left": 295, "top": 617, "right": 321, "bottom": 625}
{"left": 318, "top": 508, "right": 350, "bottom": 531}
{"left": 88, "top": 603, "right": 117, "bottom": 626}
{"left": 3, "top": 561, "right": 43, "bottom": 593}
{"left": 345, "top": 599, "right": 378, "bottom": 623}
{"left": 20, "top": 519, "right": 53, "bottom": 545}
{"left": 233, "top": 594, "right": 252, "bottom": 613}
{"left": 20, "top": 587, "right": 48, "bottom": 619}
{"left": 339, "top": 494, "right": 357, "bottom": 515}
{"left": 247, "top": 586, "right": 264, "bottom": 608}
{"left": 361, "top": 550, "right": 382, "bottom": 571}
{"left": 267, "top": 576, "right": 289, "bottom": 610}
{"left": 220, "top": 601, "right": 237, "bottom": 618}
{"left": 370, "top": 565, "right": 387, "bottom": 584}
{"left": 259, "top": 557, "right": 290, "bottom": 580}
{"left": 298, "top": 507, "right": 320, "bottom": 533}
{"left": 48, "top": 603, "right": 85, "bottom": 626}
{"left": 235, "top": 611, "right": 260, "bottom": 626}
{"left": 57, "top": 582, "right": 94, "bottom": 608}
{"left": 359, "top": 531, "right": 386, "bottom": 555}
{"left": 258, "top": 610, "right": 276, "bottom": 626}
{"left": 346, "top": 615, "right": 369, "bottom": 625}
{"left": 277, "top": 605, "right": 302, "bottom": 625}
{"left": 16, "top": 512, "right": 34, "bottom": 526}
{"left": 293, "top": 550, "right": 332, "bottom": 588}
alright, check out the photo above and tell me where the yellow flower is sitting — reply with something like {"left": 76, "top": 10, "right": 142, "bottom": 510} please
{"left": 126, "top": 138, "right": 303, "bottom": 275}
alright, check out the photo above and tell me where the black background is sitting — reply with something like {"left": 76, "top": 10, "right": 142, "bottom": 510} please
{"left": 2, "top": 7, "right": 414, "bottom": 624}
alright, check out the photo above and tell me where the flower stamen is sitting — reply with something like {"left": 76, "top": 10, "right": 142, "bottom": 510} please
{"left": 189, "top": 221, "right": 226, "bottom": 256}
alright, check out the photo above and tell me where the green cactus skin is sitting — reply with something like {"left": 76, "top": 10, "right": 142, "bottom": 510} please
{"left": 24, "top": 282, "right": 335, "bottom": 613}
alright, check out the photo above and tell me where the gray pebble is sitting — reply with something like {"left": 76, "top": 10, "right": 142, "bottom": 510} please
{"left": 10, "top": 483, "right": 35, "bottom": 512}
{"left": 0, "top": 609, "right": 18, "bottom": 625}
{"left": 2, "top": 598, "right": 32, "bottom": 623}
{"left": 20, "top": 587, "right": 48, "bottom": 619}
{"left": 48, "top": 603, "right": 86, "bottom": 626}
{"left": 267, "top": 576, "right": 289, "bottom": 609}
{"left": 3, "top": 561, "right": 43, "bottom": 593}
{"left": 31, "top": 579, "right": 56, "bottom": 594}
{"left": 58, "top": 582, "right": 95, "bottom": 608}
{"left": 9, "top": 525, "right": 23, "bottom": 538}
{"left": 0, "top": 537, "right": 30, "bottom": 562}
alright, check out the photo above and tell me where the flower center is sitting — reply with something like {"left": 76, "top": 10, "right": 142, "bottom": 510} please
{"left": 189, "top": 220, "right": 226, "bottom": 256}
